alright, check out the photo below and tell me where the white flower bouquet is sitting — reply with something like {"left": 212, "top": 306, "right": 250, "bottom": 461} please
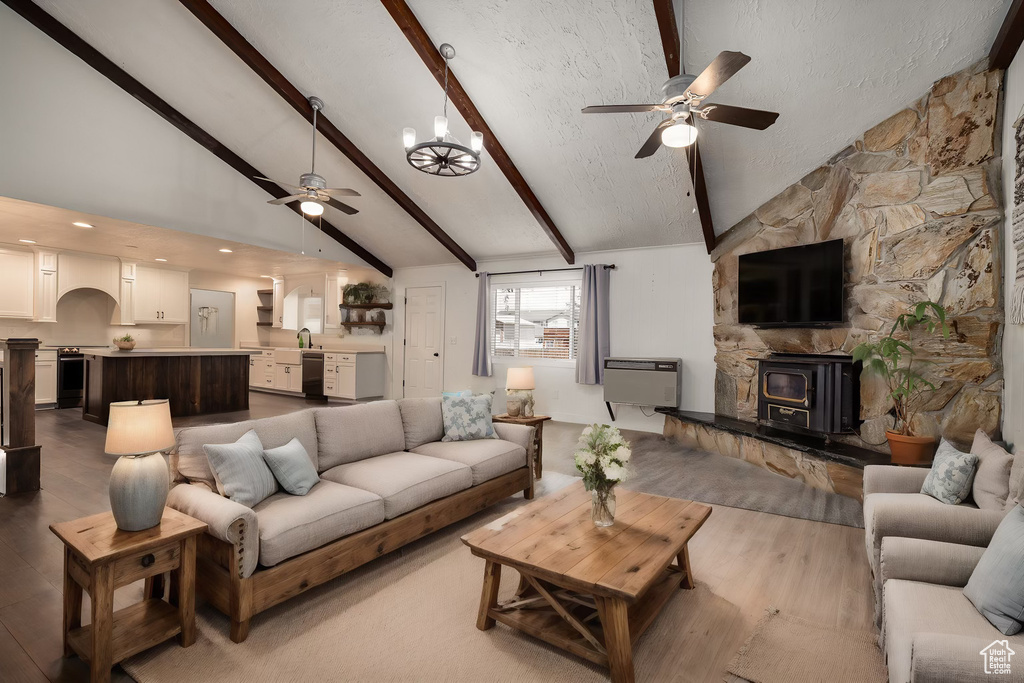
{"left": 573, "top": 424, "right": 632, "bottom": 526}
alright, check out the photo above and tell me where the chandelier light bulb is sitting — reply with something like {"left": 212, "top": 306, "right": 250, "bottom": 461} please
{"left": 300, "top": 200, "right": 324, "bottom": 216}
{"left": 402, "top": 127, "right": 416, "bottom": 150}
{"left": 661, "top": 122, "right": 698, "bottom": 148}
{"left": 434, "top": 115, "right": 448, "bottom": 140}
{"left": 470, "top": 131, "right": 483, "bottom": 152}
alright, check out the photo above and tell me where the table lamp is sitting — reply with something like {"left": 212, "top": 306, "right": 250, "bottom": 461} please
{"left": 105, "top": 399, "right": 175, "bottom": 531}
{"left": 506, "top": 367, "right": 536, "bottom": 418}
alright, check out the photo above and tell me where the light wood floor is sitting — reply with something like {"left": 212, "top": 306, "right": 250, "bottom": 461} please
{"left": 0, "top": 396, "right": 877, "bottom": 682}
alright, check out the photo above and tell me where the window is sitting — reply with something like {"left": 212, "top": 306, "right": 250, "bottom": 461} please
{"left": 491, "top": 279, "right": 581, "bottom": 361}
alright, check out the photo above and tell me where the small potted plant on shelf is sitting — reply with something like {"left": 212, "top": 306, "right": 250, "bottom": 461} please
{"left": 851, "top": 300, "right": 950, "bottom": 465}
{"left": 113, "top": 333, "right": 136, "bottom": 351}
{"left": 573, "top": 424, "right": 632, "bottom": 527}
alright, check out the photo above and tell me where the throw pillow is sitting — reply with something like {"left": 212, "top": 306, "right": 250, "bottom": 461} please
{"left": 964, "top": 505, "right": 1024, "bottom": 635}
{"left": 263, "top": 437, "right": 320, "bottom": 496}
{"left": 920, "top": 439, "right": 979, "bottom": 505}
{"left": 972, "top": 429, "right": 1014, "bottom": 511}
{"left": 203, "top": 430, "right": 277, "bottom": 507}
{"left": 441, "top": 393, "right": 498, "bottom": 442}
{"left": 1008, "top": 453, "right": 1024, "bottom": 511}
{"left": 441, "top": 390, "right": 473, "bottom": 398}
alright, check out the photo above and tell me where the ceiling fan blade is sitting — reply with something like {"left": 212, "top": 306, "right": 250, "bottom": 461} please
{"left": 686, "top": 51, "right": 751, "bottom": 100}
{"left": 582, "top": 104, "right": 666, "bottom": 114}
{"left": 254, "top": 176, "right": 307, "bottom": 194}
{"left": 323, "top": 195, "right": 359, "bottom": 215}
{"left": 635, "top": 120, "right": 674, "bottom": 159}
{"left": 697, "top": 103, "right": 779, "bottom": 130}
{"left": 322, "top": 188, "right": 361, "bottom": 197}
{"left": 267, "top": 194, "right": 306, "bottom": 206}
{"left": 684, "top": 143, "right": 717, "bottom": 254}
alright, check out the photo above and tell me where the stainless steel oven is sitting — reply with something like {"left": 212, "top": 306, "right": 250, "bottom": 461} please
{"left": 57, "top": 347, "right": 85, "bottom": 409}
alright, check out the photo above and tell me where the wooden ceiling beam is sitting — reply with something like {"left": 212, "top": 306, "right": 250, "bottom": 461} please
{"left": 2, "top": 0, "right": 393, "bottom": 277}
{"left": 990, "top": 0, "right": 1024, "bottom": 70}
{"left": 379, "top": 0, "right": 576, "bottom": 264}
{"left": 652, "top": 0, "right": 716, "bottom": 254}
{"left": 178, "top": 0, "right": 476, "bottom": 271}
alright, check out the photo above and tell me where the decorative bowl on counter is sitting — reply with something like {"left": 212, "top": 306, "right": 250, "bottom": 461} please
{"left": 113, "top": 340, "right": 136, "bottom": 351}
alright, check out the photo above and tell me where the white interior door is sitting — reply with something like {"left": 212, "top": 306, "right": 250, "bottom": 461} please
{"left": 404, "top": 286, "right": 443, "bottom": 398}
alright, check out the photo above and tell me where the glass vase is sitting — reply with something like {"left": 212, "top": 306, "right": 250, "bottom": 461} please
{"left": 591, "top": 488, "right": 616, "bottom": 527}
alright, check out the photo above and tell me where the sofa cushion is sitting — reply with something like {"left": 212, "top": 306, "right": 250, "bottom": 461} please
{"left": 203, "top": 430, "right": 278, "bottom": 507}
{"left": 321, "top": 452, "right": 472, "bottom": 519}
{"left": 315, "top": 401, "right": 406, "bottom": 470}
{"left": 252, "top": 480, "right": 384, "bottom": 567}
{"left": 883, "top": 579, "right": 1024, "bottom": 683}
{"left": 972, "top": 430, "right": 1014, "bottom": 511}
{"left": 1008, "top": 451, "right": 1024, "bottom": 511}
{"left": 411, "top": 439, "right": 526, "bottom": 486}
{"left": 173, "top": 409, "right": 318, "bottom": 491}
{"left": 920, "top": 440, "right": 978, "bottom": 505}
{"left": 263, "top": 437, "right": 320, "bottom": 496}
{"left": 398, "top": 397, "right": 444, "bottom": 450}
{"left": 964, "top": 505, "right": 1024, "bottom": 635}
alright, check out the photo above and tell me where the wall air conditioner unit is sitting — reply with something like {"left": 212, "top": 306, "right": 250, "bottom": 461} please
{"left": 603, "top": 358, "right": 682, "bottom": 412}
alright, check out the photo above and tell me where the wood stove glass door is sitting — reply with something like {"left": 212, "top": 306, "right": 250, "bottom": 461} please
{"left": 763, "top": 370, "right": 811, "bottom": 406}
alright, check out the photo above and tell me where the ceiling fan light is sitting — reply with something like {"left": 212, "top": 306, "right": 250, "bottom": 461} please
{"left": 403, "top": 127, "right": 416, "bottom": 150}
{"left": 661, "top": 122, "right": 698, "bottom": 148}
{"left": 300, "top": 200, "right": 324, "bottom": 216}
{"left": 434, "top": 115, "right": 448, "bottom": 140}
{"left": 470, "top": 131, "right": 483, "bottom": 152}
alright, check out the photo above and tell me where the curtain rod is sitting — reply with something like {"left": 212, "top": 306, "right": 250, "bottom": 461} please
{"left": 475, "top": 265, "right": 615, "bottom": 278}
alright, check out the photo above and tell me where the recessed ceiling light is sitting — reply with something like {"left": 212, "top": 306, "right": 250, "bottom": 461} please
{"left": 19, "top": 239, "right": 36, "bottom": 244}
{"left": 155, "top": 258, "right": 168, "bottom": 262}
{"left": 72, "top": 222, "right": 94, "bottom": 228}
{"left": 260, "top": 275, "right": 272, "bottom": 278}
{"left": 219, "top": 248, "right": 233, "bottom": 253}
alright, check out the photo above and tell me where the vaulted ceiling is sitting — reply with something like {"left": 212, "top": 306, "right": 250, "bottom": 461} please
{"left": 5, "top": 0, "right": 1013, "bottom": 271}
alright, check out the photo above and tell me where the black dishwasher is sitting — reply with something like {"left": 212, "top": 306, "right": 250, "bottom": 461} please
{"left": 301, "top": 352, "right": 325, "bottom": 398}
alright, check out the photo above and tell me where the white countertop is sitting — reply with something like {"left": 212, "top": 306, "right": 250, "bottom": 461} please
{"left": 85, "top": 347, "right": 253, "bottom": 357}
{"left": 239, "top": 343, "right": 385, "bottom": 354}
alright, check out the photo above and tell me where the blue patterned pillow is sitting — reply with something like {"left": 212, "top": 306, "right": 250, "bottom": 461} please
{"left": 441, "top": 393, "right": 498, "bottom": 442}
{"left": 921, "top": 439, "right": 979, "bottom": 505}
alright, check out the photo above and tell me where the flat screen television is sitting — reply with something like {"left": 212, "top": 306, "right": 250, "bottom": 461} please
{"left": 737, "top": 239, "right": 845, "bottom": 327}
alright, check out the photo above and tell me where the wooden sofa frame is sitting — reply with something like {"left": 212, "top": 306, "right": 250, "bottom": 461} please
{"left": 197, "top": 466, "right": 533, "bottom": 642}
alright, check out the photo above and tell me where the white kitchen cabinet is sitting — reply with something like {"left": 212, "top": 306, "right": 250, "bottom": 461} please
{"left": 323, "top": 352, "right": 385, "bottom": 399}
{"left": 117, "top": 277, "right": 135, "bottom": 325}
{"left": 0, "top": 248, "right": 35, "bottom": 318}
{"left": 35, "top": 350, "right": 57, "bottom": 405}
{"left": 35, "top": 270, "right": 57, "bottom": 323}
{"left": 274, "top": 363, "right": 301, "bottom": 392}
{"left": 248, "top": 354, "right": 263, "bottom": 387}
{"left": 134, "top": 266, "right": 189, "bottom": 323}
{"left": 57, "top": 252, "right": 119, "bottom": 301}
{"left": 272, "top": 279, "right": 284, "bottom": 328}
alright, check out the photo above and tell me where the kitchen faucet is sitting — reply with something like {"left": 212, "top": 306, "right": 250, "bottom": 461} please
{"left": 298, "top": 327, "right": 312, "bottom": 349}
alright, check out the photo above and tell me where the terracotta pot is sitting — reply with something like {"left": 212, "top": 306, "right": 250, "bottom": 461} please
{"left": 885, "top": 430, "right": 937, "bottom": 465}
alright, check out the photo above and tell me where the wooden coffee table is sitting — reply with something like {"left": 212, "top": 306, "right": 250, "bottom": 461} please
{"left": 462, "top": 482, "right": 711, "bottom": 683}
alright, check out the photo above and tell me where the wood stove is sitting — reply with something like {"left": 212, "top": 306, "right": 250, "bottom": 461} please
{"left": 754, "top": 353, "right": 861, "bottom": 436}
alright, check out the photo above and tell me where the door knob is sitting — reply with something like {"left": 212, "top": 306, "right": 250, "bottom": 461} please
{"left": 433, "top": 353, "right": 439, "bottom": 357}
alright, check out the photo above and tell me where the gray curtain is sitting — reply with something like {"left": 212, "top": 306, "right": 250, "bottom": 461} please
{"left": 576, "top": 264, "right": 611, "bottom": 384}
{"left": 472, "top": 272, "right": 492, "bottom": 377}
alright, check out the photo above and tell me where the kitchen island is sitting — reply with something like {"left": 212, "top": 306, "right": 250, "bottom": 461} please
{"left": 83, "top": 348, "right": 251, "bottom": 424}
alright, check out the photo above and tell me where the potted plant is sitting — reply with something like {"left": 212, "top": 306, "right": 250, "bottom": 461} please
{"left": 851, "top": 300, "right": 950, "bottom": 464}
{"left": 573, "top": 424, "right": 632, "bottom": 526}
{"left": 113, "top": 333, "right": 136, "bottom": 351}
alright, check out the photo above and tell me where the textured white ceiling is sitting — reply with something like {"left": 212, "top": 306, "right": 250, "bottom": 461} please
{"left": 14, "top": 0, "right": 1014, "bottom": 267}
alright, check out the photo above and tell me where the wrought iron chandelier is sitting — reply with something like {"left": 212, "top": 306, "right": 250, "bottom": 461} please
{"left": 403, "top": 44, "right": 483, "bottom": 177}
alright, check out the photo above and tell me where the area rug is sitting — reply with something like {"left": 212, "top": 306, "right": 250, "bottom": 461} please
{"left": 123, "top": 473, "right": 726, "bottom": 683}
{"left": 545, "top": 427, "right": 864, "bottom": 528}
{"left": 727, "top": 610, "right": 887, "bottom": 683}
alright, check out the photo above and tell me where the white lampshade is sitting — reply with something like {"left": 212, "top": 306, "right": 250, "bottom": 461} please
{"left": 434, "top": 115, "right": 448, "bottom": 140}
{"left": 300, "top": 200, "right": 324, "bottom": 216}
{"left": 661, "top": 121, "right": 698, "bottom": 148}
{"left": 403, "top": 127, "right": 416, "bottom": 149}
{"left": 506, "top": 367, "right": 535, "bottom": 391}
{"left": 105, "top": 399, "right": 175, "bottom": 456}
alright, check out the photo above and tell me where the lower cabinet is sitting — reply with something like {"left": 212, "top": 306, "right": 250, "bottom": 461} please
{"left": 274, "top": 363, "right": 302, "bottom": 392}
{"left": 35, "top": 350, "right": 57, "bottom": 405}
{"left": 323, "top": 353, "right": 385, "bottom": 399}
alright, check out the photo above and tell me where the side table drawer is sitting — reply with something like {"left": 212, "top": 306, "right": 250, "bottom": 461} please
{"left": 113, "top": 544, "right": 180, "bottom": 588}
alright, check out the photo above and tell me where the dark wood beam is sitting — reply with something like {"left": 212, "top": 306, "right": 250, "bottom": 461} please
{"left": 2, "top": 0, "right": 393, "bottom": 277}
{"left": 379, "top": 0, "right": 576, "bottom": 264}
{"left": 990, "top": 0, "right": 1024, "bottom": 70}
{"left": 653, "top": 0, "right": 716, "bottom": 254}
{"left": 653, "top": 0, "right": 680, "bottom": 79}
{"left": 178, "top": 0, "right": 476, "bottom": 271}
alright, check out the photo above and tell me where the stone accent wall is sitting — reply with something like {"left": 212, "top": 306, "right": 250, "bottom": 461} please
{"left": 711, "top": 61, "right": 1004, "bottom": 452}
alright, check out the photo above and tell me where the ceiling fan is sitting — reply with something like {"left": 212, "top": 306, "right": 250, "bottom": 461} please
{"left": 582, "top": 50, "right": 779, "bottom": 158}
{"left": 256, "top": 96, "right": 361, "bottom": 216}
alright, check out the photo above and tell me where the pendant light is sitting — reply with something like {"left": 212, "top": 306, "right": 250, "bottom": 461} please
{"left": 403, "top": 44, "right": 483, "bottom": 176}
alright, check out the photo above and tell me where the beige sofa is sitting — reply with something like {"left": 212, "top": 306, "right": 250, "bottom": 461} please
{"left": 166, "top": 397, "right": 535, "bottom": 642}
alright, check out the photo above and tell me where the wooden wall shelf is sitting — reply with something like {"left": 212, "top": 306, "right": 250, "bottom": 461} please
{"left": 255, "top": 321, "right": 273, "bottom": 327}
{"left": 256, "top": 289, "right": 273, "bottom": 296}
{"left": 340, "top": 302, "right": 393, "bottom": 310}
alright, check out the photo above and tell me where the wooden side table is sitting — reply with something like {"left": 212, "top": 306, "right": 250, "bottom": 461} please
{"left": 50, "top": 507, "right": 207, "bottom": 683}
{"left": 492, "top": 414, "right": 551, "bottom": 479}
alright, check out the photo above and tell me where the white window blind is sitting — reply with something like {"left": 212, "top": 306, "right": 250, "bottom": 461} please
{"left": 491, "top": 280, "right": 581, "bottom": 360}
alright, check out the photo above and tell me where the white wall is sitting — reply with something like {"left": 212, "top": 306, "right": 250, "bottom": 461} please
{"left": 1003, "top": 58, "right": 1024, "bottom": 450}
{"left": 392, "top": 244, "right": 716, "bottom": 432}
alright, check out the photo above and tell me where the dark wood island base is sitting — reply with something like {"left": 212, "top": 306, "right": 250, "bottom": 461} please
{"left": 83, "top": 349, "right": 251, "bottom": 424}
